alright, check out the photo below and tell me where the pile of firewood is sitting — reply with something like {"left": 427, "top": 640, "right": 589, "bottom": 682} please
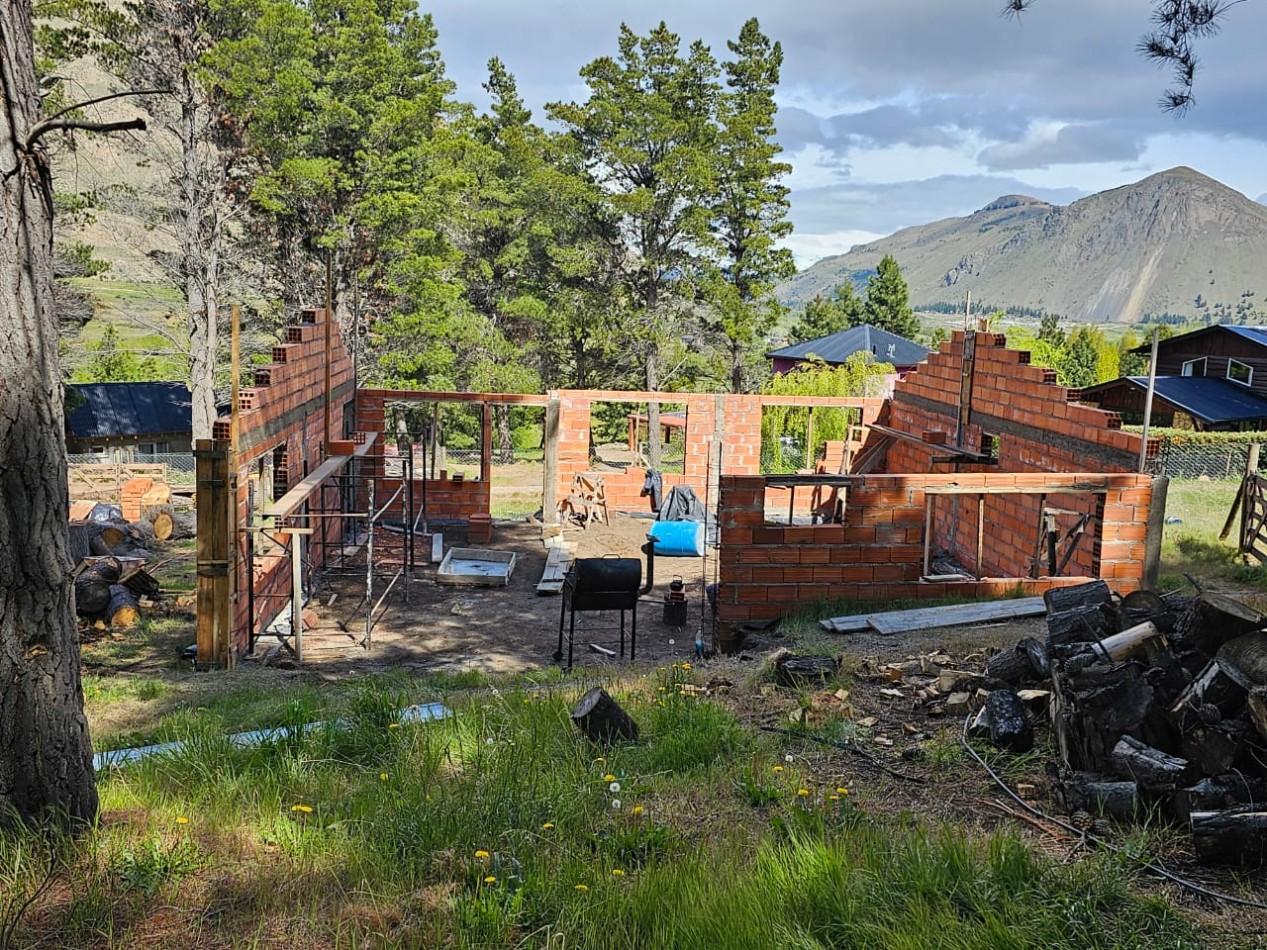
{"left": 983, "top": 579, "right": 1267, "bottom": 866}
{"left": 74, "top": 556, "right": 162, "bottom": 631}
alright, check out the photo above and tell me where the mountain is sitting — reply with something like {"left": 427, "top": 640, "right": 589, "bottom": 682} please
{"left": 777, "top": 167, "right": 1267, "bottom": 323}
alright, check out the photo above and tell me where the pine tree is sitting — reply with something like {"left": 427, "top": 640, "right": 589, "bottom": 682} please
{"left": 862, "top": 254, "right": 919, "bottom": 338}
{"left": 548, "top": 23, "right": 722, "bottom": 465}
{"left": 706, "top": 17, "right": 794, "bottom": 393}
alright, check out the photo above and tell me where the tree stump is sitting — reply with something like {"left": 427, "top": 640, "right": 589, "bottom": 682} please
{"left": 144, "top": 504, "right": 175, "bottom": 542}
{"left": 571, "top": 687, "right": 639, "bottom": 743}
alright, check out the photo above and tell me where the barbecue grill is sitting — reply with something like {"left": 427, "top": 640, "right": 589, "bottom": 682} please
{"left": 554, "top": 541, "right": 655, "bottom": 670}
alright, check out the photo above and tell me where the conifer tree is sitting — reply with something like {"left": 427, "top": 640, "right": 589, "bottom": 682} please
{"left": 862, "top": 254, "right": 919, "bottom": 338}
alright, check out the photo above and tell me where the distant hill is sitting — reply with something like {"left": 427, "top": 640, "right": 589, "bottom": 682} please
{"left": 777, "top": 167, "right": 1267, "bottom": 323}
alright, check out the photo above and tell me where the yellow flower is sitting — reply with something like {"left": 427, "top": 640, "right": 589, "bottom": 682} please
{"left": 574, "top": 884, "right": 589, "bottom": 892}
{"left": 611, "top": 868, "right": 625, "bottom": 877}
{"left": 797, "top": 788, "right": 810, "bottom": 798}
{"left": 388, "top": 723, "right": 400, "bottom": 730}
{"left": 658, "top": 686, "right": 666, "bottom": 692}
{"left": 595, "top": 757, "right": 606, "bottom": 764}
{"left": 475, "top": 850, "right": 490, "bottom": 860}
{"left": 631, "top": 805, "right": 644, "bottom": 817}
{"left": 772, "top": 765, "right": 784, "bottom": 773}
{"left": 290, "top": 804, "right": 313, "bottom": 814}
{"left": 175, "top": 816, "right": 189, "bottom": 825}
{"left": 682, "top": 662, "right": 692, "bottom": 670}
{"left": 836, "top": 786, "right": 849, "bottom": 796}
{"left": 603, "top": 774, "right": 615, "bottom": 783}
{"left": 484, "top": 875, "right": 497, "bottom": 884}
{"left": 829, "top": 795, "right": 840, "bottom": 802}
{"left": 380, "top": 773, "right": 389, "bottom": 781}
{"left": 541, "top": 822, "right": 555, "bottom": 830}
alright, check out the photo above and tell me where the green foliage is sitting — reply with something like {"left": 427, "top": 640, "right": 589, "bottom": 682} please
{"left": 862, "top": 254, "right": 919, "bottom": 338}
{"left": 75, "top": 324, "right": 158, "bottom": 382}
{"left": 790, "top": 282, "right": 862, "bottom": 344}
{"left": 56, "top": 240, "right": 110, "bottom": 278}
{"left": 108, "top": 837, "right": 203, "bottom": 896}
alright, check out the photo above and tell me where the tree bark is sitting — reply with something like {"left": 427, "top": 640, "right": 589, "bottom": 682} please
{"left": 0, "top": 0, "right": 98, "bottom": 827}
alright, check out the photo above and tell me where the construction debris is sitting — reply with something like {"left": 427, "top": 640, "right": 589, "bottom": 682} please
{"left": 820, "top": 597, "right": 1047, "bottom": 635}
{"left": 980, "top": 579, "right": 1267, "bottom": 867}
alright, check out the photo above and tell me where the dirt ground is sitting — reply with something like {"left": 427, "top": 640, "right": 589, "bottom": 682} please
{"left": 291, "top": 511, "right": 716, "bottom": 675}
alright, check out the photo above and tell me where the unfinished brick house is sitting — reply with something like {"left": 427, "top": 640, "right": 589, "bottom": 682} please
{"left": 194, "top": 309, "right": 1164, "bottom": 664}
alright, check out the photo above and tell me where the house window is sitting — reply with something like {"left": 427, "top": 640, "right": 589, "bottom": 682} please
{"left": 1228, "top": 359, "right": 1253, "bottom": 387}
{"left": 1181, "top": 358, "right": 1207, "bottom": 377}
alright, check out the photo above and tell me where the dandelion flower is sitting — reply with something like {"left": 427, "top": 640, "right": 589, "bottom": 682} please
{"left": 682, "top": 662, "right": 692, "bottom": 670}
{"left": 291, "top": 804, "right": 313, "bottom": 814}
{"left": 797, "top": 788, "right": 810, "bottom": 798}
{"left": 829, "top": 795, "right": 840, "bottom": 802}
{"left": 611, "top": 868, "right": 625, "bottom": 877}
{"left": 609, "top": 781, "right": 621, "bottom": 793}
{"left": 772, "top": 765, "right": 784, "bottom": 773}
{"left": 611, "top": 799, "right": 622, "bottom": 810}
{"left": 175, "top": 816, "right": 189, "bottom": 825}
{"left": 836, "top": 786, "right": 849, "bottom": 795}
{"left": 574, "top": 883, "right": 589, "bottom": 892}
{"left": 631, "top": 805, "right": 644, "bottom": 817}
{"left": 484, "top": 875, "right": 497, "bottom": 884}
{"left": 785, "top": 754, "right": 794, "bottom": 764}
{"left": 388, "top": 723, "right": 400, "bottom": 730}
{"left": 542, "top": 822, "right": 555, "bottom": 830}
{"left": 380, "top": 773, "right": 389, "bottom": 781}
{"left": 475, "top": 850, "right": 490, "bottom": 860}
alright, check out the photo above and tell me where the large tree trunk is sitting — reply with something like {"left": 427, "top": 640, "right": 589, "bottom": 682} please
{"left": 180, "top": 69, "right": 217, "bottom": 442}
{"left": 0, "top": 0, "right": 99, "bottom": 827}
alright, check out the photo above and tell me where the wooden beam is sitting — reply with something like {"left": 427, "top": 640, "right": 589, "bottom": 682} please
{"left": 869, "top": 423, "right": 992, "bottom": 461}
{"left": 261, "top": 433, "right": 377, "bottom": 520}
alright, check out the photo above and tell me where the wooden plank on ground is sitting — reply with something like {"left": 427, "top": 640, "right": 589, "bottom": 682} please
{"left": 865, "top": 597, "right": 1047, "bottom": 635}
{"left": 536, "top": 542, "right": 577, "bottom": 595}
{"left": 819, "top": 615, "right": 873, "bottom": 633}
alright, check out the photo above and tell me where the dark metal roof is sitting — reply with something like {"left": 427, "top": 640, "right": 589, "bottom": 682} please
{"left": 1129, "top": 324, "right": 1267, "bottom": 354}
{"left": 66, "top": 382, "right": 193, "bottom": 440}
{"left": 1082, "top": 375, "right": 1267, "bottom": 424}
{"left": 767, "top": 324, "right": 930, "bottom": 367}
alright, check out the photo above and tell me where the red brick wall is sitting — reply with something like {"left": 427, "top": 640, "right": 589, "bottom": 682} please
{"left": 715, "top": 472, "right": 1155, "bottom": 646}
{"left": 208, "top": 307, "right": 358, "bottom": 654}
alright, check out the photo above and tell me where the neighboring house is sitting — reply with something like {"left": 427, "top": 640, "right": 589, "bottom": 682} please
{"left": 766, "top": 324, "right": 930, "bottom": 376}
{"left": 66, "top": 381, "right": 193, "bottom": 458}
{"left": 1081, "top": 325, "right": 1267, "bottom": 430}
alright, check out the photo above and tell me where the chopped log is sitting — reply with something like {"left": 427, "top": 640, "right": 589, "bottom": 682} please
{"left": 107, "top": 584, "right": 140, "bottom": 628}
{"left": 73, "top": 575, "right": 111, "bottom": 617}
{"left": 128, "top": 520, "right": 156, "bottom": 545}
{"left": 1181, "top": 721, "right": 1250, "bottom": 777}
{"left": 1043, "top": 580, "right": 1112, "bottom": 614}
{"left": 1109, "top": 735, "right": 1191, "bottom": 792}
{"left": 1059, "top": 773, "right": 1140, "bottom": 821}
{"left": 1216, "top": 632, "right": 1267, "bottom": 692}
{"left": 169, "top": 509, "right": 197, "bottom": 540}
{"left": 1094, "top": 621, "right": 1164, "bottom": 662}
{"left": 1051, "top": 660, "right": 1154, "bottom": 771}
{"left": 1249, "top": 687, "right": 1267, "bottom": 744}
{"left": 99, "top": 525, "right": 126, "bottom": 551}
{"left": 79, "top": 557, "right": 123, "bottom": 585}
{"left": 1174, "top": 592, "right": 1264, "bottom": 656}
{"left": 1046, "top": 604, "right": 1113, "bottom": 648}
{"left": 985, "top": 689, "right": 1033, "bottom": 753}
{"left": 88, "top": 529, "right": 114, "bottom": 556}
{"left": 1170, "top": 660, "right": 1247, "bottom": 719}
{"left": 120, "top": 567, "right": 161, "bottom": 600}
{"left": 985, "top": 640, "right": 1046, "bottom": 687}
{"left": 144, "top": 504, "right": 175, "bottom": 542}
{"left": 1191, "top": 807, "right": 1267, "bottom": 866}
{"left": 775, "top": 654, "right": 839, "bottom": 688}
{"left": 571, "top": 687, "right": 639, "bottom": 743}
{"left": 1174, "top": 775, "right": 1267, "bottom": 823}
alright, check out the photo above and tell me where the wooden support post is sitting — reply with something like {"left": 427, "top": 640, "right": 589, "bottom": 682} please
{"left": 1144, "top": 476, "right": 1169, "bottom": 588}
{"left": 976, "top": 493, "right": 985, "bottom": 576}
{"left": 543, "top": 395, "right": 560, "bottom": 524}
{"left": 481, "top": 401, "right": 493, "bottom": 484}
{"left": 922, "top": 494, "right": 934, "bottom": 577}
{"left": 324, "top": 250, "right": 333, "bottom": 449}
{"left": 291, "top": 530, "right": 303, "bottom": 665}
{"left": 194, "top": 440, "right": 235, "bottom": 667}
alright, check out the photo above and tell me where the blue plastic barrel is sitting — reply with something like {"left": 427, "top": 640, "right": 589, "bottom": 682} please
{"left": 648, "top": 520, "right": 705, "bottom": 557}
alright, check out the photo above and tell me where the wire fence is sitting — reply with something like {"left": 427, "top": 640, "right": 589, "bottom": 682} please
{"left": 1148, "top": 439, "right": 1260, "bottom": 481}
{"left": 67, "top": 452, "right": 196, "bottom": 487}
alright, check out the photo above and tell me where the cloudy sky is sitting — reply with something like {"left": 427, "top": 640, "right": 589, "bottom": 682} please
{"left": 424, "top": 0, "right": 1267, "bottom": 267}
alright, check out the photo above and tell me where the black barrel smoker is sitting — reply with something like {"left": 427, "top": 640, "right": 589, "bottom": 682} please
{"left": 554, "top": 540, "right": 655, "bottom": 671}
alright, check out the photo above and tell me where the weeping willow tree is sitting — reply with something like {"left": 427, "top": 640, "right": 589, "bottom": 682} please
{"left": 760, "top": 353, "right": 894, "bottom": 472}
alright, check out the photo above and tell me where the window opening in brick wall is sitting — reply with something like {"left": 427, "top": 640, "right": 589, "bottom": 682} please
{"left": 760, "top": 403, "right": 857, "bottom": 475}
{"left": 981, "top": 433, "right": 1000, "bottom": 461}
{"left": 1181, "top": 357, "right": 1207, "bottom": 377}
{"left": 490, "top": 405, "right": 544, "bottom": 518}
{"left": 591, "top": 401, "right": 687, "bottom": 474}
{"left": 1228, "top": 359, "right": 1253, "bottom": 387}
